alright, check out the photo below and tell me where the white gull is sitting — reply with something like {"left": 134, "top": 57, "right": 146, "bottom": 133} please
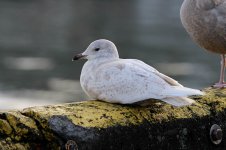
{"left": 73, "top": 39, "right": 204, "bottom": 107}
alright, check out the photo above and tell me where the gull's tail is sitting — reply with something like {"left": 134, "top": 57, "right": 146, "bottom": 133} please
{"left": 161, "top": 86, "right": 204, "bottom": 107}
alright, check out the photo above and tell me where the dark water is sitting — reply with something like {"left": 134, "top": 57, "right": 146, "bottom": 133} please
{"left": 0, "top": 0, "right": 220, "bottom": 109}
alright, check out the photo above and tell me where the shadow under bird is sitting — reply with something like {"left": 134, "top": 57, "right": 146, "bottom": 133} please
{"left": 180, "top": 0, "right": 226, "bottom": 87}
{"left": 73, "top": 39, "right": 203, "bottom": 107}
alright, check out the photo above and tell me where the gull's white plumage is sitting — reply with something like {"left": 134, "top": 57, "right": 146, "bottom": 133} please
{"left": 75, "top": 39, "right": 203, "bottom": 107}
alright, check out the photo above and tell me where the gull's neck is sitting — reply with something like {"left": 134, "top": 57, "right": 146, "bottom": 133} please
{"left": 87, "top": 57, "right": 119, "bottom": 65}
{"left": 81, "top": 57, "right": 119, "bottom": 76}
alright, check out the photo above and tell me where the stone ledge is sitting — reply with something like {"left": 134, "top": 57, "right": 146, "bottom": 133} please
{"left": 0, "top": 87, "right": 225, "bottom": 150}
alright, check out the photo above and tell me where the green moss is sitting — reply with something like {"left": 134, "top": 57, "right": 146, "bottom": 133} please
{"left": 2, "top": 111, "right": 41, "bottom": 141}
{"left": 6, "top": 112, "right": 36, "bottom": 131}
{"left": 0, "top": 140, "right": 29, "bottom": 150}
{"left": 0, "top": 119, "right": 12, "bottom": 135}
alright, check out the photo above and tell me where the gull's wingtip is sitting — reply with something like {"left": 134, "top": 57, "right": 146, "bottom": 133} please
{"left": 162, "top": 97, "right": 195, "bottom": 107}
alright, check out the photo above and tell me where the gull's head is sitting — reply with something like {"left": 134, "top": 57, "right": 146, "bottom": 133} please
{"left": 73, "top": 39, "right": 119, "bottom": 61}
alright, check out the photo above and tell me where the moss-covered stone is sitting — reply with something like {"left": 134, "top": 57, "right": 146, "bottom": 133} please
{"left": 0, "top": 111, "right": 42, "bottom": 142}
{"left": 0, "top": 87, "right": 225, "bottom": 149}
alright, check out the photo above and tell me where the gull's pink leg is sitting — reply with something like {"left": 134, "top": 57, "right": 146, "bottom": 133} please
{"left": 213, "top": 54, "right": 226, "bottom": 88}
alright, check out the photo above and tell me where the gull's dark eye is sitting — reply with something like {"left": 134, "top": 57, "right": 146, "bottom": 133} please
{"left": 94, "top": 48, "right": 100, "bottom": 51}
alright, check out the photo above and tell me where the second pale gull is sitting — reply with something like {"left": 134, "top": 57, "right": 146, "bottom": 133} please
{"left": 73, "top": 39, "right": 204, "bottom": 107}
{"left": 180, "top": 0, "right": 226, "bottom": 87}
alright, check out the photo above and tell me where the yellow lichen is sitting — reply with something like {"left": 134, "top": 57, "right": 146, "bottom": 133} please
{"left": 20, "top": 88, "right": 226, "bottom": 129}
{"left": 23, "top": 101, "right": 145, "bottom": 128}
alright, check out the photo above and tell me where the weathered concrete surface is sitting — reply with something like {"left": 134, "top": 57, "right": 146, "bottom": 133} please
{"left": 0, "top": 87, "right": 225, "bottom": 150}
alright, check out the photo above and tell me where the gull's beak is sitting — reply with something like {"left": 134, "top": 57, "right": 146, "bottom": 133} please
{"left": 72, "top": 53, "right": 87, "bottom": 61}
